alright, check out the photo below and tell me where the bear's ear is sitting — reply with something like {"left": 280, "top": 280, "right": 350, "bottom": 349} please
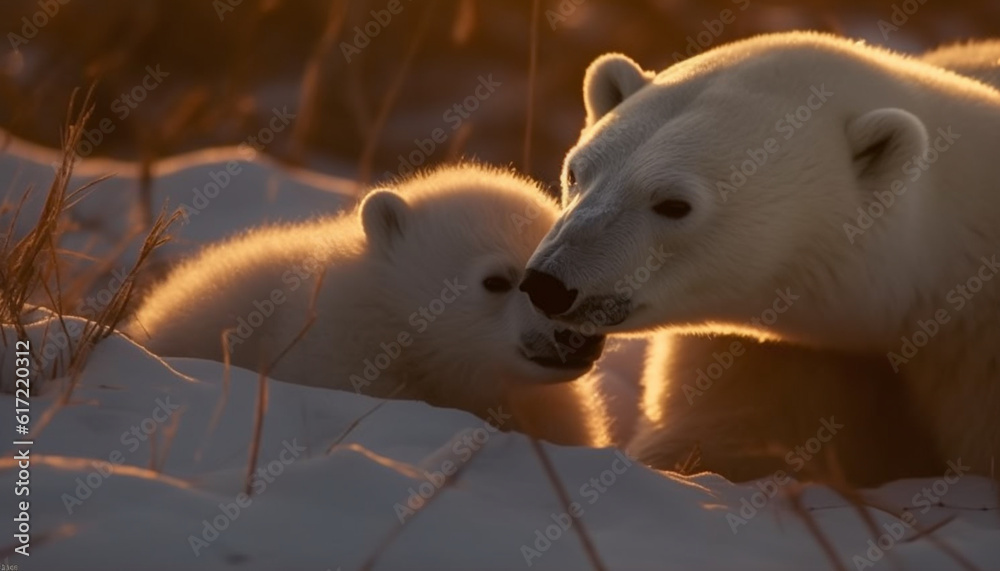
{"left": 583, "top": 53, "right": 653, "bottom": 126}
{"left": 361, "top": 189, "right": 410, "bottom": 256}
{"left": 845, "top": 108, "right": 929, "bottom": 186}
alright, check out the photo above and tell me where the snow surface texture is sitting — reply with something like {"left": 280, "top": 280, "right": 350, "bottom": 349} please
{"left": 2, "top": 135, "right": 999, "bottom": 570}
{"left": 0, "top": 130, "right": 357, "bottom": 273}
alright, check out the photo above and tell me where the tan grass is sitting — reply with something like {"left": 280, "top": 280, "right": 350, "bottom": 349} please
{"left": 356, "top": 0, "right": 439, "bottom": 186}
{"left": 1, "top": 87, "right": 178, "bottom": 450}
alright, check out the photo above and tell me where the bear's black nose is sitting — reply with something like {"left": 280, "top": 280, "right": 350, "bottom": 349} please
{"left": 520, "top": 269, "right": 578, "bottom": 316}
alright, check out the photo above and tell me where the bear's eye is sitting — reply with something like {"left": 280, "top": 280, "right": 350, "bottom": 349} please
{"left": 652, "top": 199, "right": 692, "bottom": 219}
{"left": 566, "top": 168, "right": 577, "bottom": 186}
{"left": 482, "top": 276, "right": 513, "bottom": 293}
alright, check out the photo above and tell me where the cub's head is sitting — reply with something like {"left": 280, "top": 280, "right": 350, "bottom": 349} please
{"left": 359, "top": 164, "right": 604, "bottom": 406}
{"left": 522, "top": 36, "right": 935, "bottom": 345}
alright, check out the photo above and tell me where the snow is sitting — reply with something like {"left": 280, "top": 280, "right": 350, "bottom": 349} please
{"left": 2, "top": 133, "right": 1000, "bottom": 570}
{"left": 0, "top": 131, "right": 358, "bottom": 272}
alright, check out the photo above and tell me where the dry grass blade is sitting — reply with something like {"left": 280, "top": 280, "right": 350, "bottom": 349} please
{"left": 154, "top": 405, "right": 185, "bottom": 473}
{"left": 147, "top": 421, "right": 159, "bottom": 471}
{"left": 808, "top": 449, "right": 888, "bottom": 561}
{"left": 1, "top": 82, "right": 178, "bottom": 416}
{"left": 325, "top": 382, "right": 409, "bottom": 454}
{"left": 0, "top": 175, "right": 35, "bottom": 266}
{"left": 522, "top": 0, "right": 541, "bottom": 175}
{"left": 244, "top": 368, "right": 269, "bottom": 498}
{"left": 502, "top": 384, "right": 606, "bottom": 570}
{"left": 28, "top": 371, "right": 73, "bottom": 438}
{"left": 290, "top": 0, "right": 348, "bottom": 161}
{"left": 904, "top": 514, "right": 958, "bottom": 540}
{"left": 0, "top": 87, "right": 97, "bottom": 394}
{"left": 60, "top": 224, "right": 145, "bottom": 311}
{"left": 452, "top": 0, "right": 476, "bottom": 44}
{"left": 786, "top": 483, "right": 849, "bottom": 571}
{"left": 194, "top": 327, "right": 237, "bottom": 463}
{"left": 527, "top": 436, "right": 609, "bottom": 571}
{"left": 357, "top": 0, "right": 439, "bottom": 185}
{"left": 675, "top": 441, "right": 702, "bottom": 475}
{"left": 795, "top": 449, "right": 981, "bottom": 571}
{"left": 243, "top": 270, "right": 324, "bottom": 495}
{"left": 804, "top": 483, "right": 904, "bottom": 571}
{"left": 0, "top": 87, "right": 93, "bottom": 341}
{"left": 56, "top": 205, "right": 179, "bottom": 404}
{"left": 357, "top": 438, "right": 481, "bottom": 571}
{"left": 264, "top": 269, "right": 326, "bottom": 374}
{"left": 63, "top": 172, "right": 115, "bottom": 210}
{"left": 860, "top": 499, "right": 981, "bottom": 571}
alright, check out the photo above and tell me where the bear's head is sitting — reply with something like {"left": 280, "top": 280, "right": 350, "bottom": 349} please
{"left": 359, "top": 164, "right": 605, "bottom": 408}
{"left": 521, "top": 35, "right": 937, "bottom": 347}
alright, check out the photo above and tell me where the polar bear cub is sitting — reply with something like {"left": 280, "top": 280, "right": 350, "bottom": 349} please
{"left": 128, "top": 164, "right": 605, "bottom": 445}
{"left": 922, "top": 39, "right": 1000, "bottom": 88}
{"left": 521, "top": 32, "right": 1000, "bottom": 481}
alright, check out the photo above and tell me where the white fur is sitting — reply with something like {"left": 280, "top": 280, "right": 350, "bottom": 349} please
{"left": 922, "top": 39, "right": 1000, "bottom": 88}
{"left": 527, "top": 32, "right": 1000, "bottom": 480}
{"left": 128, "top": 164, "right": 603, "bottom": 445}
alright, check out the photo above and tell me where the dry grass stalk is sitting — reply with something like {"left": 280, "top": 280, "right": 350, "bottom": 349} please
{"left": 194, "top": 327, "right": 237, "bottom": 463}
{"left": 527, "top": 436, "right": 609, "bottom": 571}
{"left": 243, "top": 368, "right": 269, "bottom": 498}
{"left": 356, "top": 436, "right": 481, "bottom": 571}
{"left": 356, "top": 0, "right": 439, "bottom": 186}
{"left": 244, "top": 270, "right": 325, "bottom": 495}
{"left": 1, "top": 87, "right": 178, "bottom": 451}
{"left": 522, "top": 0, "right": 541, "bottom": 176}
{"left": 290, "top": 0, "right": 349, "bottom": 162}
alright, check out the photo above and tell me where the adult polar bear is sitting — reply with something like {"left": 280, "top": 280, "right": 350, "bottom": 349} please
{"left": 520, "top": 32, "right": 1000, "bottom": 484}
{"left": 129, "top": 164, "right": 605, "bottom": 445}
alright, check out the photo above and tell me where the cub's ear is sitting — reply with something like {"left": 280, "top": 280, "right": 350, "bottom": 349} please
{"left": 361, "top": 189, "right": 409, "bottom": 255}
{"left": 584, "top": 53, "right": 653, "bottom": 126}
{"left": 846, "top": 108, "right": 929, "bottom": 187}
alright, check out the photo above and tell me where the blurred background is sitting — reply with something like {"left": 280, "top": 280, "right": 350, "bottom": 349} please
{"left": 2, "top": 0, "right": 999, "bottom": 190}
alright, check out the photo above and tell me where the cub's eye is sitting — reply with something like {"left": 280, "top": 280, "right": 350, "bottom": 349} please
{"left": 652, "top": 199, "right": 692, "bottom": 219}
{"left": 566, "top": 168, "right": 577, "bottom": 186}
{"left": 482, "top": 276, "right": 514, "bottom": 293}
